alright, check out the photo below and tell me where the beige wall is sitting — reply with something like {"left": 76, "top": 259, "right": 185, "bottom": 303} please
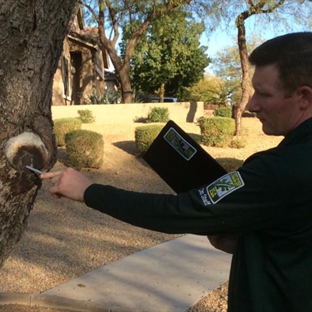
{"left": 51, "top": 102, "right": 204, "bottom": 124}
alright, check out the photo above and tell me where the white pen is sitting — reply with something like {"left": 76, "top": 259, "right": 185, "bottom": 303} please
{"left": 26, "top": 165, "right": 44, "bottom": 175}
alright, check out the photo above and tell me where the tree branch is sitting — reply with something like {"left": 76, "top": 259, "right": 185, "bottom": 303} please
{"left": 78, "top": 0, "right": 100, "bottom": 24}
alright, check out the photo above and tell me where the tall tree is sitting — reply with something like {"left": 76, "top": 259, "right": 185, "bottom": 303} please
{"left": 0, "top": 0, "right": 77, "bottom": 268}
{"left": 127, "top": 9, "right": 209, "bottom": 100}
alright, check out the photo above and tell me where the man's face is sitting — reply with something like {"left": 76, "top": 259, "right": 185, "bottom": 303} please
{"left": 247, "top": 64, "right": 302, "bottom": 136}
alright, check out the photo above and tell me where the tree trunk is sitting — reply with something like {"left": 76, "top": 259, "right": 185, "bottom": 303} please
{"left": 158, "top": 84, "right": 165, "bottom": 102}
{"left": 97, "top": 24, "right": 133, "bottom": 104}
{"left": 234, "top": 16, "right": 252, "bottom": 136}
{"left": 109, "top": 55, "right": 133, "bottom": 104}
{"left": 118, "top": 65, "right": 133, "bottom": 104}
{"left": 0, "top": 0, "right": 77, "bottom": 268}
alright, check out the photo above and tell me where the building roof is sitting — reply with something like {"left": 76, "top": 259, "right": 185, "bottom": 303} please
{"left": 69, "top": 27, "right": 98, "bottom": 45}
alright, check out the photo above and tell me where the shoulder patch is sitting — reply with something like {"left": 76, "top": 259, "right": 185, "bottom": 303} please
{"left": 206, "top": 171, "right": 244, "bottom": 204}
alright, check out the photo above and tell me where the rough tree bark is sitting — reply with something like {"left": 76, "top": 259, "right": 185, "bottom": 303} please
{"left": 233, "top": 14, "right": 252, "bottom": 136}
{"left": 0, "top": 0, "right": 77, "bottom": 268}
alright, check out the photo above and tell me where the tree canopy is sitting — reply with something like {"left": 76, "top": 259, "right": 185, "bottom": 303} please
{"left": 126, "top": 9, "right": 209, "bottom": 100}
{"left": 184, "top": 74, "right": 229, "bottom": 105}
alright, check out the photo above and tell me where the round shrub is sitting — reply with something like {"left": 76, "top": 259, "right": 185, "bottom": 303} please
{"left": 198, "top": 117, "right": 235, "bottom": 147}
{"left": 135, "top": 124, "right": 164, "bottom": 154}
{"left": 65, "top": 130, "right": 104, "bottom": 169}
{"left": 54, "top": 118, "right": 82, "bottom": 146}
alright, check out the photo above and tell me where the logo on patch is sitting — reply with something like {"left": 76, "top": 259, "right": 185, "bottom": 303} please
{"left": 163, "top": 127, "right": 197, "bottom": 160}
{"left": 206, "top": 171, "right": 244, "bottom": 204}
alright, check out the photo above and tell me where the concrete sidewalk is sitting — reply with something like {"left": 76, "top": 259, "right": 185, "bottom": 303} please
{"left": 43, "top": 234, "right": 232, "bottom": 312}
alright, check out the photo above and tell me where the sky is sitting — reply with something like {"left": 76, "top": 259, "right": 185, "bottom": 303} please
{"left": 201, "top": 16, "right": 312, "bottom": 73}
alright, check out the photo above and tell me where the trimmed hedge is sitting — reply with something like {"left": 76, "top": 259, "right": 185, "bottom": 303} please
{"left": 214, "top": 107, "right": 232, "bottom": 118}
{"left": 198, "top": 117, "right": 235, "bottom": 147}
{"left": 65, "top": 129, "right": 104, "bottom": 169}
{"left": 54, "top": 118, "right": 82, "bottom": 146}
{"left": 135, "top": 124, "right": 164, "bottom": 154}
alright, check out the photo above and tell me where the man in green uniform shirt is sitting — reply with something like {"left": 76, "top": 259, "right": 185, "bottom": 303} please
{"left": 41, "top": 32, "right": 312, "bottom": 311}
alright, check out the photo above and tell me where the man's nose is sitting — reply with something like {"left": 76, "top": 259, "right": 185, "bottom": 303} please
{"left": 246, "top": 95, "right": 258, "bottom": 112}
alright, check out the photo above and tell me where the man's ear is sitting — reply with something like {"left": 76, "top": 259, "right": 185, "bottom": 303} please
{"left": 298, "top": 86, "right": 312, "bottom": 110}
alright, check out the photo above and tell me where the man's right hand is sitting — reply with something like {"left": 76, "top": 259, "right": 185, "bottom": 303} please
{"left": 40, "top": 167, "right": 93, "bottom": 202}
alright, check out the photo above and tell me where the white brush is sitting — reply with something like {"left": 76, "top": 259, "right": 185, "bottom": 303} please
{"left": 26, "top": 166, "right": 44, "bottom": 175}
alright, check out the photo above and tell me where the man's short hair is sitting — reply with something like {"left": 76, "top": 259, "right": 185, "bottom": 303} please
{"left": 249, "top": 32, "right": 312, "bottom": 96}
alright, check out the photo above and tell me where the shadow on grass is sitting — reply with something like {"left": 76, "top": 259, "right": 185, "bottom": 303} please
{"left": 113, "top": 141, "right": 141, "bottom": 157}
{"left": 57, "top": 147, "right": 70, "bottom": 166}
{"left": 188, "top": 133, "right": 202, "bottom": 144}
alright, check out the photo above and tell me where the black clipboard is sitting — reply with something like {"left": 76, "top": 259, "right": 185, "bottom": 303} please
{"left": 143, "top": 120, "right": 227, "bottom": 193}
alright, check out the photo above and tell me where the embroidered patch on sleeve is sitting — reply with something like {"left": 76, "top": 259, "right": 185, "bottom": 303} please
{"left": 206, "top": 171, "right": 244, "bottom": 204}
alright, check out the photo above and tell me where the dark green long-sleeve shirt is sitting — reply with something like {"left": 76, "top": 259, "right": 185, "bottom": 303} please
{"left": 84, "top": 118, "right": 312, "bottom": 312}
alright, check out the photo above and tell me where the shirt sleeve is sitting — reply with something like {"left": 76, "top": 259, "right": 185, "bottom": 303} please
{"left": 84, "top": 149, "right": 289, "bottom": 235}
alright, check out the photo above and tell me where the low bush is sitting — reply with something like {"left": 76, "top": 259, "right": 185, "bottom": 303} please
{"left": 54, "top": 118, "right": 82, "bottom": 146}
{"left": 78, "top": 109, "right": 95, "bottom": 123}
{"left": 228, "top": 136, "right": 246, "bottom": 149}
{"left": 214, "top": 107, "right": 232, "bottom": 118}
{"left": 198, "top": 117, "right": 235, "bottom": 147}
{"left": 135, "top": 124, "right": 164, "bottom": 154}
{"left": 147, "top": 107, "right": 170, "bottom": 123}
{"left": 65, "top": 130, "right": 104, "bottom": 169}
